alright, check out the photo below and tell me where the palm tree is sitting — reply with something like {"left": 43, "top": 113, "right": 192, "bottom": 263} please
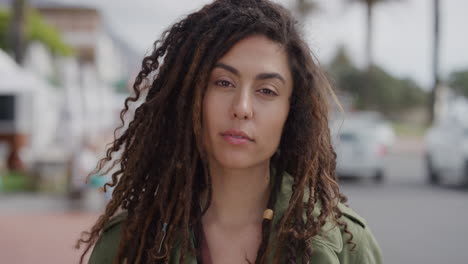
{"left": 348, "top": 0, "right": 394, "bottom": 71}
{"left": 429, "top": 0, "right": 440, "bottom": 123}
{"left": 294, "top": 0, "right": 319, "bottom": 22}
{"left": 10, "top": 0, "right": 27, "bottom": 64}
{"left": 345, "top": 0, "right": 397, "bottom": 108}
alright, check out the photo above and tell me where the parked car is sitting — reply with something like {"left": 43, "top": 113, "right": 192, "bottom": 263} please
{"left": 331, "top": 111, "right": 394, "bottom": 183}
{"left": 425, "top": 115, "right": 468, "bottom": 187}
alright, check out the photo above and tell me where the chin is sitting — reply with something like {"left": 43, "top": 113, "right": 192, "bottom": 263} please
{"left": 214, "top": 152, "right": 270, "bottom": 170}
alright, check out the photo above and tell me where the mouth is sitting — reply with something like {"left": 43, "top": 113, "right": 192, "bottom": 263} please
{"left": 220, "top": 129, "right": 254, "bottom": 142}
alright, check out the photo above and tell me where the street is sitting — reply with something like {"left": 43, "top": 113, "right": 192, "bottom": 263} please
{"left": 1, "top": 139, "right": 467, "bottom": 263}
{"left": 341, "top": 152, "right": 468, "bottom": 264}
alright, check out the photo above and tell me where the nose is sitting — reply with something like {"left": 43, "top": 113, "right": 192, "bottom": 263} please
{"left": 230, "top": 89, "right": 253, "bottom": 120}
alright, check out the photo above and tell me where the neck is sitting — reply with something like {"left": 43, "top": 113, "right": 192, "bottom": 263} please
{"left": 203, "top": 162, "right": 271, "bottom": 230}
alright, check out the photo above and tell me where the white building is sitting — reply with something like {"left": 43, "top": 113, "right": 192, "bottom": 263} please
{"left": 0, "top": 49, "right": 61, "bottom": 170}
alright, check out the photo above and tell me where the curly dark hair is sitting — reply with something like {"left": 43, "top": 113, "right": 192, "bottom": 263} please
{"left": 76, "top": 0, "right": 351, "bottom": 263}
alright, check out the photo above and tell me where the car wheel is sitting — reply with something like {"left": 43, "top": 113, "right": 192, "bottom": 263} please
{"left": 426, "top": 155, "right": 439, "bottom": 185}
{"left": 374, "top": 169, "right": 384, "bottom": 183}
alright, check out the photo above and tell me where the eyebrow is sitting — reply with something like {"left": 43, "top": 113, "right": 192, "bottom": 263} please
{"left": 214, "top": 63, "right": 286, "bottom": 84}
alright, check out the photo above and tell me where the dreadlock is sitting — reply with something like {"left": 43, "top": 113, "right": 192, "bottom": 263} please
{"left": 76, "top": 0, "right": 352, "bottom": 263}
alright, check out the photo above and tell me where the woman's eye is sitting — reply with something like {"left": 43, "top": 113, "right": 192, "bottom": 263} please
{"left": 215, "top": 80, "right": 233, "bottom": 87}
{"left": 258, "top": 88, "right": 278, "bottom": 96}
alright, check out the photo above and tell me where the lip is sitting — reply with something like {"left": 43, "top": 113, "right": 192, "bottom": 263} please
{"left": 220, "top": 129, "right": 254, "bottom": 145}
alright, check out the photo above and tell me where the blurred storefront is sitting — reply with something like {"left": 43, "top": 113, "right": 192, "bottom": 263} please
{"left": 0, "top": 1, "right": 138, "bottom": 197}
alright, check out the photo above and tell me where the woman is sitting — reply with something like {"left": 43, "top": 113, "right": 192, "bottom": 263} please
{"left": 77, "top": 0, "right": 383, "bottom": 263}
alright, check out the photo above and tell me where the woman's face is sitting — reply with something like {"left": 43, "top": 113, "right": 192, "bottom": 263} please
{"left": 202, "top": 35, "right": 293, "bottom": 170}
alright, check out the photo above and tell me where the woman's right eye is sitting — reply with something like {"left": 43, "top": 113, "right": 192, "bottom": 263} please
{"left": 214, "top": 80, "right": 233, "bottom": 87}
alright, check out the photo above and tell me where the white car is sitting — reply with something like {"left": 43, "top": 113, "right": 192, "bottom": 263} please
{"left": 425, "top": 116, "right": 468, "bottom": 186}
{"left": 331, "top": 112, "right": 394, "bottom": 183}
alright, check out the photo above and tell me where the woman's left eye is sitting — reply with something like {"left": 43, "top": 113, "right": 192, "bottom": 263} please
{"left": 258, "top": 88, "right": 278, "bottom": 96}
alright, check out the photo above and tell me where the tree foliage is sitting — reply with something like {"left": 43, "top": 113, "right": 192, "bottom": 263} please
{"left": 0, "top": 8, "right": 73, "bottom": 56}
{"left": 448, "top": 70, "right": 468, "bottom": 97}
{"left": 0, "top": 9, "right": 10, "bottom": 51}
{"left": 294, "top": 0, "right": 319, "bottom": 20}
{"left": 328, "top": 46, "right": 428, "bottom": 117}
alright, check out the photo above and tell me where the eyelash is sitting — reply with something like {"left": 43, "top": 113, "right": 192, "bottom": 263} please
{"left": 258, "top": 88, "right": 278, "bottom": 96}
{"left": 214, "top": 80, "right": 278, "bottom": 96}
{"left": 215, "top": 80, "right": 233, "bottom": 87}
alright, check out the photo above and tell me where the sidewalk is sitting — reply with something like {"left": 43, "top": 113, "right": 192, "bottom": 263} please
{"left": 0, "top": 192, "right": 104, "bottom": 264}
{"left": 0, "top": 212, "right": 98, "bottom": 264}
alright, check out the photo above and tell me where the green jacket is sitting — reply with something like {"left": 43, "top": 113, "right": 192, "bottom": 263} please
{"left": 89, "top": 173, "right": 383, "bottom": 263}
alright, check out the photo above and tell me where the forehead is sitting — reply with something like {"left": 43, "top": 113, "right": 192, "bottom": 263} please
{"left": 215, "top": 35, "right": 292, "bottom": 80}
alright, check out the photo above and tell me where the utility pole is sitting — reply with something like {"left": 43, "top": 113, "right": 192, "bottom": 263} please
{"left": 429, "top": 0, "right": 440, "bottom": 123}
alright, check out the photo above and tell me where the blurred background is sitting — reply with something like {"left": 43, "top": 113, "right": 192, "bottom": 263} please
{"left": 0, "top": 0, "right": 467, "bottom": 263}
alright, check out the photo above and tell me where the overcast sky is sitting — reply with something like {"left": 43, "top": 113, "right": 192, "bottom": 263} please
{"left": 62, "top": 0, "right": 468, "bottom": 90}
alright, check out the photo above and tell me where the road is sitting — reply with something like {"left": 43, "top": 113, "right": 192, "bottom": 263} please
{"left": 1, "top": 138, "right": 467, "bottom": 263}
{"left": 341, "top": 152, "right": 468, "bottom": 264}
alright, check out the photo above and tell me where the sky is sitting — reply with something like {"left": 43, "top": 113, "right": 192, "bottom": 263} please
{"left": 41, "top": 0, "right": 468, "bottom": 90}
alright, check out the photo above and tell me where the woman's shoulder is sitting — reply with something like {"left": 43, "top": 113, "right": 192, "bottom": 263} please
{"left": 308, "top": 203, "right": 383, "bottom": 264}
{"left": 88, "top": 211, "right": 127, "bottom": 264}
{"left": 275, "top": 173, "right": 382, "bottom": 263}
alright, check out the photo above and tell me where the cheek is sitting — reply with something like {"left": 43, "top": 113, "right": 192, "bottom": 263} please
{"left": 275, "top": 111, "right": 289, "bottom": 140}
{"left": 262, "top": 104, "right": 290, "bottom": 146}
